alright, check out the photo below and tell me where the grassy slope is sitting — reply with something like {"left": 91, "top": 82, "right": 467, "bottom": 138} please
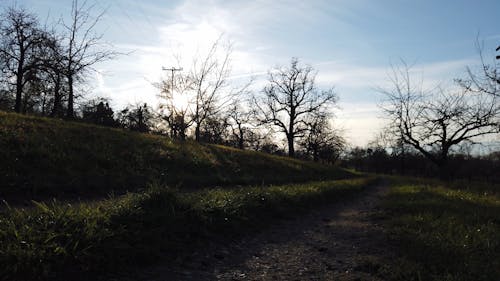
{"left": 0, "top": 111, "right": 366, "bottom": 280}
{"left": 0, "top": 111, "right": 352, "bottom": 200}
{"left": 380, "top": 177, "right": 500, "bottom": 281}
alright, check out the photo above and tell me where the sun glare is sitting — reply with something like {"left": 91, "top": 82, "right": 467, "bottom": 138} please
{"left": 171, "top": 92, "right": 190, "bottom": 111}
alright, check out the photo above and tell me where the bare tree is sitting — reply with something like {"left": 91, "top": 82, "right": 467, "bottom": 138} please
{"left": 300, "top": 114, "right": 345, "bottom": 162}
{"left": 0, "top": 6, "right": 45, "bottom": 113}
{"left": 157, "top": 68, "right": 193, "bottom": 139}
{"left": 60, "top": 0, "right": 117, "bottom": 118}
{"left": 381, "top": 61, "right": 500, "bottom": 176}
{"left": 199, "top": 113, "right": 230, "bottom": 144}
{"left": 228, "top": 101, "right": 252, "bottom": 149}
{"left": 157, "top": 37, "right": 234, "bottom": 141}
{"left": 118, "top": 103, "right": 154, "bottom": 133}
{"left": 255, "top": 58, "right": 338, "bottom": 157}
{"left": 226, "top": 81, "right": 255, "bottom": 149}
{"left": 189, "top": 37, "right": 232, "bottom": 141}
{"left": 42, "top": 31, "right": 67, "bottom": 117}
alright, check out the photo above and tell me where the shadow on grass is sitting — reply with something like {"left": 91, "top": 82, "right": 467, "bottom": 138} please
{"left": 132, "top": 183, "right": 406, "bottom": 281}
{"left": 0, "top": 178, "right": 377, "bottom": 281}
{"left": 101, "top": 179, "right": 376, "bottom": 280}
{"left": 383, "top": 187, "right": 500, "bottom": 281}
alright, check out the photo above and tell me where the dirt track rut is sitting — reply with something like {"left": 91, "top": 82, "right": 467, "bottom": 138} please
{"left": 118, "top": 183, "right": 394, "bottom": 281}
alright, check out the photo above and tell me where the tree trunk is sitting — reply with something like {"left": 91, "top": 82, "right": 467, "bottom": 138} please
{"left": 238, "top": 133, "right": 244, "bottom": 149}
{"left": 14, "top": 78, "right": 23, "bottom": 113}
{"left": 179, "top": 127, "right": 186, "bottom": 140}
{"left": 238, "top": 125, "right": 244, "bottom": 149}
{"left": 195, "top": 123, "right": 201, "bottom": 142}
{"left": 41, "top": 94, "right": 47, "bottom": 115}
{"left": 14, "top": 62, "right": 24, "bottom": 113}
{"left": 287, "top": 134, "right": 295, "bottom": 157}
{"left": 21, "top": 84, "right": 29, "bottom": 114}
{"left": 313, "top": 146, "right": 319, "bottom": 162}
{"left": 438, "top": 146, "right": 451, "bottom": 180}
{"left": 51, "top": 75, "right": 62, "bottom": 117}
{"left": 288, "top": 106, "right": 295, "bottom": 157}
{"left": 66, "top": 74, "right": 74, "bottom": 118}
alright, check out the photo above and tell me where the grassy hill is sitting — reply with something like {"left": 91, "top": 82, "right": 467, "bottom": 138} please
{"left": 0, "top": 111, "right": 352, "bottom": 201}
{"left": 0, "top": 111, "right": 373, "bottom": 281}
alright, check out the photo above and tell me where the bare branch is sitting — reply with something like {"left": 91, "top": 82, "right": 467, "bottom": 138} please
{"left": 380, "top": 61, "right": 500, "bottom": 175}
{"left": 60, "top": 0, "right": 118, "bottom": 118}
{"left": 255, "top": 57, "right": 338, "bottom": 157}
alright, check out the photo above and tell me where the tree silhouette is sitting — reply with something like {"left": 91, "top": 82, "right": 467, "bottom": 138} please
{"left": 0, "top": 7, "right": 45, "bottom": 113}
{"left": 188, "top": 37, "right": 232, "bottom": 142}
{"left": 228, "top": 102, "right": 252, "bottom": 149}
{"left": 381, "top": 61, "right": 500, "bottom": 177}
{"left": 255, "top": 58, "right": 337, "bottom": 157}
{"left": 300, "top": 115, "right": 345, "bottom": 162}
{"left": 60, "top": 0, "right": 117, "bottom": 118}
{"left": 81, "top": 98, "right": 116, "bottom": 127}
{"left": 118, "top": 103, "right": 154, "bottom": 133}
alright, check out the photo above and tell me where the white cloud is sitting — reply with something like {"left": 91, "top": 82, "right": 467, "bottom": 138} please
{"left": 315, "top": 58, "right": 476, "bottom": 91}
{"left": 334, "top": 102, "right": 386, "bottom": 146}
{"left": 94, "top": 0, "right": 482, "bottom": 146}
{"left": 312, "top": 58, "right": 479, "bottom": 146}
{"left": 97, "top": 0, "right": 281, "bottom": 109}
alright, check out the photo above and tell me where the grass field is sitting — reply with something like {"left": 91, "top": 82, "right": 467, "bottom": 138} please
{"left": 380, "top": 177, "right": 500, "bottom": 281}
{"left": 0, "top": 111, "right": 352, "bottom": 202}
{"left": 4, "top": 111, "right": 498, "bottom": 280}
{"left": 0, "top": 177, "right": 377, "bottom": 281}
{"left": 0, "top": 110, "right": 367, "bottom": 280}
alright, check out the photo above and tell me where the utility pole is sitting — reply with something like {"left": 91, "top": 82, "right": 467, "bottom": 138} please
{"left": 162, "top": 67, "right": 183, "bottom": 92}
{"left": 161, "top": 66, "right": 185, "bottom": 139}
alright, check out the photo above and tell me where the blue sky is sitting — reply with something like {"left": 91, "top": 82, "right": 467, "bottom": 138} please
{"left": 4, "top": 0, "right": 500, "bottom": 146}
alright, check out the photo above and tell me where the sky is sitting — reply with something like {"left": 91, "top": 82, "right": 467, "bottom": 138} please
{"left": 3, "top": 0, "right": 500, "bottom": 147}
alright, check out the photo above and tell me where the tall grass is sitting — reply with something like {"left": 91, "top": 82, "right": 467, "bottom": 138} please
{"left": 0, "top": 177, "right": 377, "bottom": 281}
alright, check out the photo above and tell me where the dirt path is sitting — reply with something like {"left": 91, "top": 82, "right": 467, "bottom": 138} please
{"left": 120, "top": 183, "right": 394, "bottom": 281}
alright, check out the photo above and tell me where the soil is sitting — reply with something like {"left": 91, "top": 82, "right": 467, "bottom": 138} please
{"left": 113, "top": 183, "right": 395, "bottom": 281}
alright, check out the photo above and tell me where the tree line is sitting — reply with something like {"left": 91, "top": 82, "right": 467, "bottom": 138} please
{"left": 348, "top": 49, "right": 500, "bottom": 179}
{"left": 344, "top": 131, "right": 500, "bottom": 182}
{"left": 1, "top": 2, "right": 498, "bottom": 172}
{"left": 0, "top": 3, "right": 345, "bottom": 163}
{"left": 0, "top": 1, "right": 117, "bottom": 118}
